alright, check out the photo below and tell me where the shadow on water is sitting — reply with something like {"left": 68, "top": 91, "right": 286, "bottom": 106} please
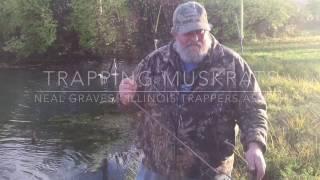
{"left": 0, "top": 60, "right": 140, "bottom": 180}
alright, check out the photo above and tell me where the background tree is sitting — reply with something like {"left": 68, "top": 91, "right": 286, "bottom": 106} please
{"left": 50, "top": 0, "right": 80, "bottom": 57}
{"left": 70, "top": 0, "right": 134, "bottom": 58}
{"left": 0, "top": 0, "right": 57, "bottom": 58}
{"left": 306, "top": 0, "right": 320, "bottom": 22}
{"left": 0, "top": 0, "right": 315, "bottom": 60}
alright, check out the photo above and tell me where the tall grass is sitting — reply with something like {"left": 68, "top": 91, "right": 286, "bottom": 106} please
{"left": 232, "top": 35, "right": 320, "bottom": 179}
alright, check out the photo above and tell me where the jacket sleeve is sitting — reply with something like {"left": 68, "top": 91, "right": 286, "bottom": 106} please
{"left": 234, "top": 55, "right": 268, "bottom": 153}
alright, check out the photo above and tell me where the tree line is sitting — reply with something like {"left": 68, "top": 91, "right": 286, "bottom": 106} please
{"left": 0, "top": 0, "right": 319, "bottom": 61}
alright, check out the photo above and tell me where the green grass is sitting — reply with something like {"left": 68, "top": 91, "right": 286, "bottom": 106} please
{"left": 232, "top": 35, "right": 320, "bottom": 179}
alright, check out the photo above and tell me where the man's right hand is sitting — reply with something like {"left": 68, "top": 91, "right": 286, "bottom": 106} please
{"left": 119, "top": 78, "right": 137, "bottom": 105}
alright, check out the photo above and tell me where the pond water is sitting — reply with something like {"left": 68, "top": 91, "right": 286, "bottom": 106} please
{"left": 0, "top": 61, "right": 139, "bottom": 180}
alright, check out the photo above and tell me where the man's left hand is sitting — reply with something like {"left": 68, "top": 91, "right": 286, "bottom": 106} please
{"left": 245, "top": 142, "right": 266, "bottom": 180}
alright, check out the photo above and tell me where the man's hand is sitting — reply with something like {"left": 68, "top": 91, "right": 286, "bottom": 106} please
{"left": 119, "top": 78, "right": 137, "bottom": 105}
{"left": 245, "top": 142, "right": 266, "bottom": 180}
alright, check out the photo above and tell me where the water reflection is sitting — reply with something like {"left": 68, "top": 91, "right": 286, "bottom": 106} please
{"left": 0, "top": 62, "right": 137, "bottom": 180}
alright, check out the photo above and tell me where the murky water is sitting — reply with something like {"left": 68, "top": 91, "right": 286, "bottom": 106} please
{"left": 0, "top": 62, "right": 139, "bottom": 180}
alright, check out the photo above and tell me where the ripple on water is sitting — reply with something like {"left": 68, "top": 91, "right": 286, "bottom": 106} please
{"left": 0, "top": 137, "right": 92, "bottom": 180}
{"left": 0, "top": 69, "right": 133, "bottom": 179}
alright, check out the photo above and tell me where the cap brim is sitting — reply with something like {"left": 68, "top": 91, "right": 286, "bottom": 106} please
{"left": 174, "top": 22, "right": 212, "bottom": 34}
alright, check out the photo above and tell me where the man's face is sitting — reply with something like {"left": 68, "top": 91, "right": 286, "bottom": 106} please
{"left": 174, "top": 29, "right": 212, "bottom": 64}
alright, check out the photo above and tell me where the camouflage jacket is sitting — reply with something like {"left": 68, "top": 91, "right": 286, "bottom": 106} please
{"left": 119, "top": 36, "right": 268, "bottom": 179}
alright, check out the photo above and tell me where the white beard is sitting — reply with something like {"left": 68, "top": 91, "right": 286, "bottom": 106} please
{"left": 174, "top": 32, "right": 212, "bottom": 64}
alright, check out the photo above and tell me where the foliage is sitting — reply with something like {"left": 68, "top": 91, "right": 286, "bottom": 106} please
{"left": 193, "top": 0, "right": 299, "bottom": 41}
{"left": 307, "top": 0, "right": 320, "bottom": 20}
{"left": 69, "top": 0, "right": 135, "bottom": 57}
{"left": 0, "top": 0, "right": 318, "bottom": 60}
{"left": 243, "top": 0, "right": 297, "bottom": 38}
{"left": 198, "top": 0, "right": 240, "bottom": 41}
{"left": 126, "top": 0, "right": 181, "bottom": 57}
{"left": 69, "top": 0, "right": 98, "bottom": 50}
{"left": 0, "top": 0, "right": 57, "bottom": 58}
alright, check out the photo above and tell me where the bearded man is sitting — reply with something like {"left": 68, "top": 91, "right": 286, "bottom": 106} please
{"left": 118, "top": 1, "right": 268, "bottom": 180}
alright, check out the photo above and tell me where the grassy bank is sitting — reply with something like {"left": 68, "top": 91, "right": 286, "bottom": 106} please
{"left": 232, "top": 35, "right": 320, "bottom": 179}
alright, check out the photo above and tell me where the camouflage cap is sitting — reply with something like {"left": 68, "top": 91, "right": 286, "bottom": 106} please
{"left": 171, "top": 1, "right": 212, "bottom": 34}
